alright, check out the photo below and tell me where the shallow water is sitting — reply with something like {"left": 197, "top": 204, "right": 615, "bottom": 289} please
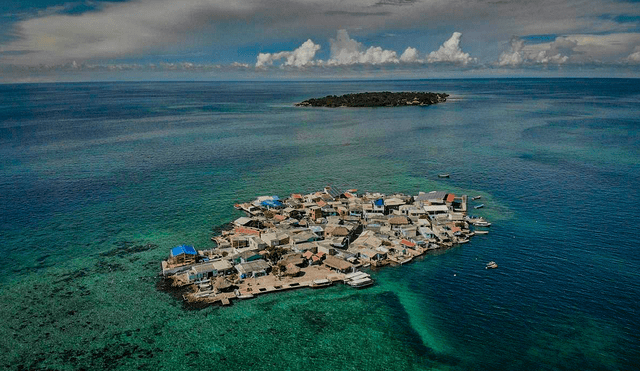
{"left": 1, "top": 79, "right": 639, "bottom": 370}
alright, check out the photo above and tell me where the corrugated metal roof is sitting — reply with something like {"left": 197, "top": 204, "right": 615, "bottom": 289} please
{"left": 234, "top": 217, "right": 253, "bottom": 226}
{"left": 415, "top": 191, "right": 447, "bottom": 201}
{"left": 325, "top": 186, "right": 344, "bottom": 199}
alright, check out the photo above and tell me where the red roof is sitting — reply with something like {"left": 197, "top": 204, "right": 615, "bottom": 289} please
{"left": 400, "top": 239, "right": 416, "bottom": 247}
{"left": 292, "top": 193, "right": 303, "bottom": 199}
{"left": 446, "top": 194, "right": 455, "bottom": 203}
{"left": 234, "top": 227, "right": 260, "bottom": 236}
{"left": 316, "top": 200, "right": 327, "bottom": 207}
{"left": 311, "top": 255, "right": 321, "bottom": 262}
{"left": 316, "top": 251, "right": 326, "bottom": 258}
{"left": 274, "top": 214, "right": 286, "bottom": 221}
{"left": 451, "top": 226, "right": 462, "bottom": 233}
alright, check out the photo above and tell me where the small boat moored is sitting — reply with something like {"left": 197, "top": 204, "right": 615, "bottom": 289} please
{"left": 474, "top": 204, "right": 485, "bottom": 209}
{"left": 466, "top": 215, "right": 491, "bottom": 227}
{"left": 486, "top": 261, "right": 498, "bottom": 269}
{"left": 344, "top": 271, "right": 374, "bottom": 288}
{"left": 472, "top": 196, "right": 482, "bottom": 200}
{"left": 348, "top": 277, "right": 374, "bottom": 288}
{"left": 438, "top": 173, "right": 450, "bottom": 178}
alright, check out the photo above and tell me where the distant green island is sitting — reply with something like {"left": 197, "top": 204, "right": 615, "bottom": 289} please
{"left": 295, "top": 91, "right": 449, "bottom": 107}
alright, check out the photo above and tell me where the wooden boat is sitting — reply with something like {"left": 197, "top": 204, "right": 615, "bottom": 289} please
{"left": 486, "top": 261, "right": 498, "bottom": 269}
{"left": 438, "top": 173, "right": 450, "bottom": 178}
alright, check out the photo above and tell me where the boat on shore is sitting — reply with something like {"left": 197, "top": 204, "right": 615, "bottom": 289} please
{"left": 486, "top": 261, "right": 498, "bottom": 269}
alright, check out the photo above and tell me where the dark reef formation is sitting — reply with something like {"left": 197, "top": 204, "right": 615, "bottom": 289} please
{"left": 295, "top": 91, "right": 449, "bottom": 107}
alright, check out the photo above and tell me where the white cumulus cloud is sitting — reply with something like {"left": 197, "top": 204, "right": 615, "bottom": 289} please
{"left": 497, "top": 36, "right": 573, "bottom": 66}
{"left": 325, "top": 29, "right": 399, "bottom": 65}
{"left": 626, "top": 47, "right": 640, "bottom": 63}
{"left": 531, "top": 37, "right": 575, "bottom": 64}
{"left": 427, "top": 32, "right": 475, "bottom": 65}
{"left": 399, "top": 47, "right": 421, "bottom": 63}
{"left": 255, "top": 39, "right": 321, "bottom": 68}
{"left": 498, "top": 37, "right": 525, "bottom": 66}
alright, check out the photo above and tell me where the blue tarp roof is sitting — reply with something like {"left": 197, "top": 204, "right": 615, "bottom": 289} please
{"left": 374, "top": 199, "right": 385, "bottom": 206}
{"left": 261, "top": 200, "right": 283, "bottom": 208}
{"left": 171, "top": 244, "right": 197, "bottom": 256}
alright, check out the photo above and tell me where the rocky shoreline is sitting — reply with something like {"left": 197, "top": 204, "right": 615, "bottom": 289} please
{"left": 295, "top": 91, "right": 448, "bottom": 107}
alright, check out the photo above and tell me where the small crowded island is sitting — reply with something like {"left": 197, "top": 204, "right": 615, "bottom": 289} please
{"left": 295, "top": 91, "right": 449, "bottom": 107}
{"left": 160, "top": 187, "right": 491, "bottom": 307}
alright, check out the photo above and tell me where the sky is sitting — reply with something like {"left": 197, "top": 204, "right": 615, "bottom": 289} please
{"left": 1, "top": 0, "right": 640, "bottom": 82}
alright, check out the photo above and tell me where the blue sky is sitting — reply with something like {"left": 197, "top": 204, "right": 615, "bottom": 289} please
{"left": 1, "top": 0, "right": 640, "bottom": 81}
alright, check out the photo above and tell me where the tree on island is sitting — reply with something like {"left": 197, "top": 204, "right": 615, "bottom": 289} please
{"left": 296, "top": 91, "right": 449, "bottom": 107}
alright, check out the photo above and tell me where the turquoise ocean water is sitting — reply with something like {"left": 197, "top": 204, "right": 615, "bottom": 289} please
{"left": 1, "top": 79, "right": 639, "bottom": 370}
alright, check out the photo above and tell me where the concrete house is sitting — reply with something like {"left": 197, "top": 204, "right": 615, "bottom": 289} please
{"left": 235, "top": 259, "right": 271, "bottom": 278}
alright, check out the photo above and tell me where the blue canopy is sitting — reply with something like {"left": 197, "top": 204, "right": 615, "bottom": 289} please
{"left": 374, "top": 199, "right": 384, "bottom": 206}
{"left": 171, "top": 244, "right": 197, "bottom": 257}
{"left": 261, "top": 200, "right": 283, "bottom": 208}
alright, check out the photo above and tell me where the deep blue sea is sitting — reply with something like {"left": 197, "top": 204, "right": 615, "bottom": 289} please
{"left": 1, "top": 79, "right": 639, "bottom": 370}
